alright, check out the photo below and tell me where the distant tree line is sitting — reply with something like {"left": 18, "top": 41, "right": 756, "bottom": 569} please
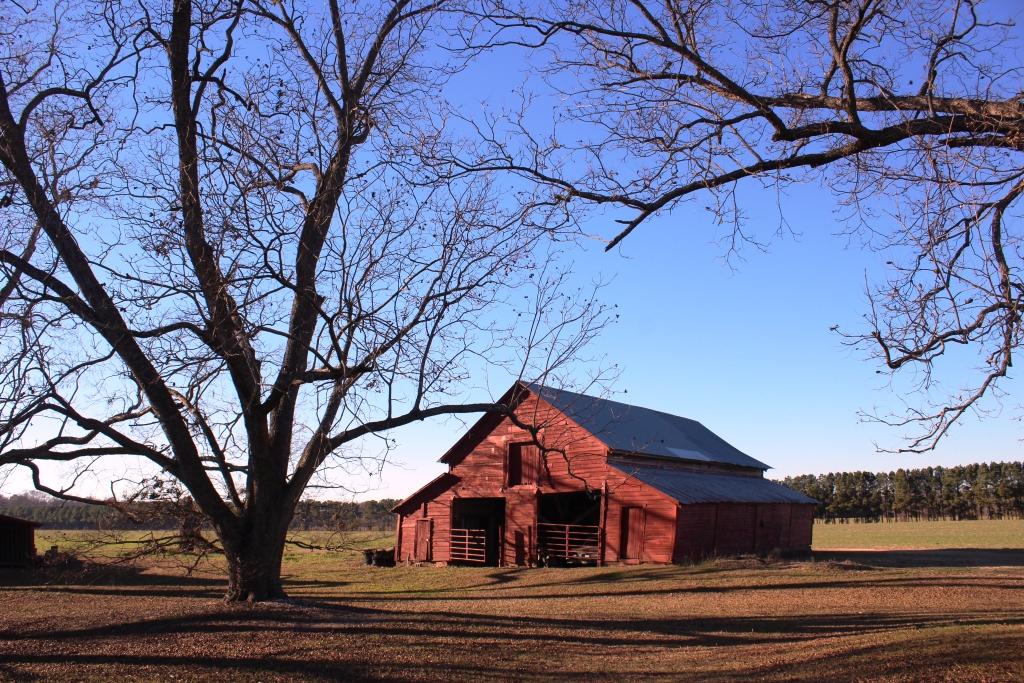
{"left": 781, "top": 462, "right": 1024, "bottom": 522}
{"left": 0, "top": 493, "right": 399, "bottom": 531}
{"left": 11, "top": 460, "right": 1021, "bottom": 529}
{"left": 290, "top": 499, "right": 400, "bottom": 532}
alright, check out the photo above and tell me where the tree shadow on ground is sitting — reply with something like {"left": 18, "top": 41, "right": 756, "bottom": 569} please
{"left": 2, "top": 600, "right": 1021, "bottom": 681}
{"left": 6, "top": 597, "right": 1023, "bottom": 648}
{"left": 4, "top": 571, "right": 350, "bottom": 600}
{"left": 4, "top": 555, "right": 1022, "bottom": 680}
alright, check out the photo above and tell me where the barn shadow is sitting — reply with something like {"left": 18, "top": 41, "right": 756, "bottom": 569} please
{"left": 812, "top": 548, "right": 1024, "bottom": 567}
{"left": 308, "top": 575, "right": 1024, "bottom": 605}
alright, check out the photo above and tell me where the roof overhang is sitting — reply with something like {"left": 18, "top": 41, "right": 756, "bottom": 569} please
{"left": 610, "top": 461, "right": 818, "bottom": 505}
{"left": 610, "top": 449, "right": 769, "bottom": 472}
{"left": 391, "top": 472, "right": 460, "bottom": 515}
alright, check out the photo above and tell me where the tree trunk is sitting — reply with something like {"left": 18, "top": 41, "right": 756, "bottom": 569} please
{"left": 220, "top": 517, "right": 289, "bottom": 602}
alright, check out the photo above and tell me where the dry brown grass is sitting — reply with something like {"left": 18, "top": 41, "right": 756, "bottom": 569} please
{"left": 2, "top": 541, "right": 1022, "bottom": 682}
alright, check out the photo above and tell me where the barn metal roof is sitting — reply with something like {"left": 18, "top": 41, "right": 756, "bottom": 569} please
{"left": 613, "top": 462, "right": 817, "bottom": 505}
{"left": 530, "top": 384, "right": 770, "bottom": 470}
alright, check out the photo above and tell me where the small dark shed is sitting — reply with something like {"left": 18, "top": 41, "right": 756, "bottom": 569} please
{"left": 0, "top": 514, "right": 40, "bottom": 567}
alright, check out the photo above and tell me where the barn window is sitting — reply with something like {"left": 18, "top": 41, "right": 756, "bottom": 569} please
{"left": 507, "top": 442, "right": 540, "bottom": 486}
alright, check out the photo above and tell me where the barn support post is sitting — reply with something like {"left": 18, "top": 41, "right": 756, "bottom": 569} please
{"left": 639, "top": 504, "right": 647, "bottom": 562}
{"left": 786, "top": 505, "right": 795, "bottom": 549}
{"left": 598, "top": 480, "right": 608, "bottom": 566}
{"left": 533, "top": 490, "right": 539, "bottom": 565}
{"left": 753, "top": 505, "right": 760, "bottom": 553}
{"left": 712, "top": 504, "right": 721, "bottom": 557}
{"left": 395, "top": 514, "right": 404, "bottom": 564}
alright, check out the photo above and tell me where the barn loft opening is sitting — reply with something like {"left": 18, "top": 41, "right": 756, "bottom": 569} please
{"left": 507, "top": 442, "right": 541, "bottom": 486}
{"left": 539, "top": 491, "right": 600, "bottom": 526}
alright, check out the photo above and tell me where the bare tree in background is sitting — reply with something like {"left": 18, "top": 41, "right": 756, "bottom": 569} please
{"left": 0, "top": 0, "right": 608, "bottom": 601}
{"left": 462, "top": 0, "right": 1024, "bottom": 451}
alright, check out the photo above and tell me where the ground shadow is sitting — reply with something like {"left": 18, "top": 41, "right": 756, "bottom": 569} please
{"left": 813, "top": 548, "right": 1024, "bottom": 567}
{"left": 6, "top": 592, "right": 1023, "bottom": 649}
{"left": 2, "top": 570, "right": 349, "bottom": 600}
{"left": 2, "top": 600, "right": 1022, "bottom": 681}
{"left": 4, "top": 556, "right": 1023, "bottom": 681}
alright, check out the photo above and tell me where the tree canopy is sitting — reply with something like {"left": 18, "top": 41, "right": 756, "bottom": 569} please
{"left": 782, "top": 461, "right": 1024, "bottom": 521}
{"left": 462, "top": 0, "right": 1024, "bottom": 450}
{"left": 0, "top": 0, "right": 607, "bottom": 600}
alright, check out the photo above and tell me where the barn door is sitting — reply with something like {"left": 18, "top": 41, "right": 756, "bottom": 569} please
{"left": 620, "top": 506, "right": 645, "bottom": 560}
{"left": 414, "top": 518, "right": 432, "bottom": 562}
{"left": 755, "top": 505, "right": 783, "bottom": 554}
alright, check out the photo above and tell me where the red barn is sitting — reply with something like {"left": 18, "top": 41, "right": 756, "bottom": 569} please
{"left": 393, "top": 382, "right": 816, "bottom": 566}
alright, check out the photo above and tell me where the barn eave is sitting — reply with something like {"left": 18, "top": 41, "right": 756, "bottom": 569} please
{"left": 391, "top": 473, "right": 460, "bottom": 514}
{"left": 611, "top": 462, "right": 818, "bottom": 505}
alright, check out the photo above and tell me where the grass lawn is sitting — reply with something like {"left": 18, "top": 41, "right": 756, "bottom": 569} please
{"left": 813, "top": 519, "right": 1024, "bottom": 550}
{"left": 0, "top": 523, "right": 1021, "bottom": 681}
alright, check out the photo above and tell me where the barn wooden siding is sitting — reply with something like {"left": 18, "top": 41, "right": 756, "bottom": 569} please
{"left": 673, "top": 503, "right": 813, "bottom": 562}
{"left": 0, "top": 515, "right": 39, "bottom": 567}
{"left": 602, "top": 466, "right": 678, "bottom": 563}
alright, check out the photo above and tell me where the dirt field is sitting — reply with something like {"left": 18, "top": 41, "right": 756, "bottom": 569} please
{"left": 1, "top": 525, "right": 1022, "bottom": 682}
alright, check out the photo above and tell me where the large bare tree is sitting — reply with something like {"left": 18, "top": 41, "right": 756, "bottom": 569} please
{"left": 0, "top": 0, "right": 607, "bottom": 600}
{"left": 462, "top": 0, "right": 1024, "bottom": 450}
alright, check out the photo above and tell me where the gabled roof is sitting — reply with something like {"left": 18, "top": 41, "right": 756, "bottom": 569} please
{"left": 613, "top": 462, "right": 817, "bottom": 505}
{"left": 438, "top": 382, "right": 529, "bottom": 465}
{"left": 434, "top": 381, "right": 769, "bottom": 471}
{"left": 529, "top": 384, "right": 770, "bottom": 470}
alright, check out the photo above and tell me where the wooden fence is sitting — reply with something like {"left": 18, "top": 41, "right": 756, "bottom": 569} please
{"left": 537, "top": 523, "right": 601, "bottom": 564}
{"left": 449, "top": 528, "right": 487, "bottom": 563}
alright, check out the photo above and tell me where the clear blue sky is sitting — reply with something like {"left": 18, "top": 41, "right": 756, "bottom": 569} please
{"left": 364, "top": 24, "right": 1024, "bottom": 502}
{"left": 370, "top": 184, "right": 1023, "bottom": 501}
